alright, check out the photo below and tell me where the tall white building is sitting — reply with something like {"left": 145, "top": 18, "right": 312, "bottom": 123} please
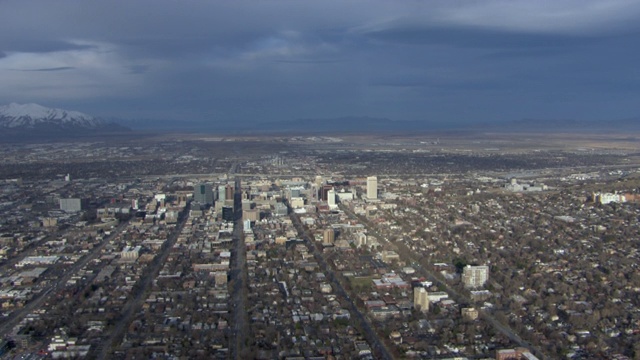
{"left": 462, "top": 265, "right": 489, "bottom": 289}
{"left": 413, "top": 287, "right": 429, "bottom": 312}
{"left": 366, "top": 176, "right": 377, "bottom": 200}
{"left": 218, "top": 185, "right": 226, "bottom": 202}
{"left": 327, "top": 189, "right": 337, "bottom": 208}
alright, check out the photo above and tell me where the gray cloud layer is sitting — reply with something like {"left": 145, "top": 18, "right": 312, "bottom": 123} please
{"left": 1, "top": 0, "right": 639, "bottom": 124}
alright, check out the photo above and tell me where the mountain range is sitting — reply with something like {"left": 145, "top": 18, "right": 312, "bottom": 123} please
{"left": 259, "top": 116, "right": 640, "bottom": 134}
{"left": 0, "top": 103, "right": 129, "bottom": 139}
{"left": 1, "top": 103, "right": 639, "bottom": 138}
{"left": 117, "top": 115, "right": 640, "bottom": 134}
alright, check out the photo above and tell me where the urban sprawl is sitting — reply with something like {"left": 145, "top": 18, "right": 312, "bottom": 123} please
{"left": 0, "top": 134, "right": 639, "bottom": 360}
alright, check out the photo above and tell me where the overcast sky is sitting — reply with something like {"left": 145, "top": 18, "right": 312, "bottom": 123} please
{"left": 1, "top": 0, "right": 639, "bottom": 125}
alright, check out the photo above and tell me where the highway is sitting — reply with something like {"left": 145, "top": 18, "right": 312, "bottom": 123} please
{"left": 228, "top": 177, "right": 251, "bottom": 359}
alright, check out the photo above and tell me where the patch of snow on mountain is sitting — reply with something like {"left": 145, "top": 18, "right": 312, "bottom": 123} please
{"left": 0, "top": 103, "right": 104, "bottom": 128}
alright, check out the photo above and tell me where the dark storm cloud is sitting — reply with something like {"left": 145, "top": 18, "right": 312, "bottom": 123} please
{"left": 361, "top": 24, "right": 603, "bottom": 49}
{"left": 13, "top": 67, "right": 75, "bottom": 72}
{"left": 126, "top": 65, "right": 150, "bottom": 75}
{"left": 274, "top": 59, "right": 346, "bottom": 64}
{"left": 369, "top": 80, "right": 429, "bottom": 88}
{"left": 2, "top": 40, "right": 96, "bottom": 54}
{"left": 1, "top": 0, "right": 640, "bottom": 124}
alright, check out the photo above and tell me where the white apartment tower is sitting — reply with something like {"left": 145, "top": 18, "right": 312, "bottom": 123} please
{"left": 413, "top": 287, "right": 429, "bottom": 312}
{"left": 59, "top": 198, "right": 82, "bottom": 212}
{"left": 462, "top": 265, "right": 489, "bottom": 289}
{"left": 367, "top": 176, "right": 377, "bottom": 200}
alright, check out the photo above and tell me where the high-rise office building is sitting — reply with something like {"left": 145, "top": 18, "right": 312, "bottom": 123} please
{"left": 321, "top": 185, "right": 333, "bottom": 201}
{"left": 367, "top": 176, "right": 378, "bottom": 200}
{"left": 193, "top": 183, "right": 214, "bottom": 205}
{"left": 462, "top": 265, "right": 489, "bottom": 289}
{"left": 225, "top": 185, "right": 234, "bottom": 202}
{"left": 413, "top": 287, "right": 429, "bottom": 312}
{"left": 323, "top": 228, "right": 335, "bottom": 245}
{"left": 313, "top": 176, "right": 323, "bottom": 200}
{"left": 327, "top": 189, "right": 336, "bottom": 208}
{"left": 222, "top": 206, "right": 234, "bottom": 222}
{"left": 218, "top": 185, "right": 226, "bottom": 202}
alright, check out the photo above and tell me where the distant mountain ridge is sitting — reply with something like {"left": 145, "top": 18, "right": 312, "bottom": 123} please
{"left": 0, "top": 103, "right": 129, "bottom": 138}
{"left": 115, "top": 115, "right": 466, "bottom": 134}
{"left": 488, "top": 117, "right": 640, "bottom": 132}
{"left": 2, "top": 103, "right": 638, "bottom": 137}
{"left": 253, "top": 116, "right": 460, "bottom": 134}
{"left": 253, "top": 116, "right": 640, "bottom": 134}
{"left": 116, "top": 115, "right": 640, "bottom": 135}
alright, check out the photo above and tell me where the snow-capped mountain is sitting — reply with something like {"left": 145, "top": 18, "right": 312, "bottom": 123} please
{"left": 0, "top": 103, "right": 107, "bottom": 129}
